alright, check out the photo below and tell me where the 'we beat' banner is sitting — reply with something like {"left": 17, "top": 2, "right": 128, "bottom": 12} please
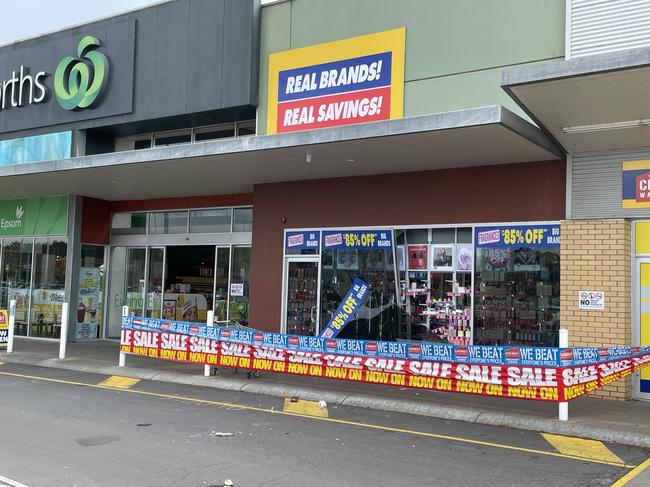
{"left": 121, "top": 317, "right": 650, "bottom": 403}
{"left": 266, "top": 28, "right": 405, "bottom": 134}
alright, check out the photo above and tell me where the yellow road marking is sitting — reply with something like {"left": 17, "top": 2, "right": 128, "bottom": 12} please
{"left": 97, "top": 376, "right": 141, "bottom": 389}
{"left": 611, "top": 457, "right": 650, "bottom": 486}
{"left": 0, "top": 370, "right": 637, "bottom": 469}
{"left": 283, "top": 398, "right": 328, "bottom": 417}
{"left": 543, "top": 433, "right": 625, "bottom": 465}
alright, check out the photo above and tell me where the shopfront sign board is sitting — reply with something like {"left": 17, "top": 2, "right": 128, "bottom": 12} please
{"left": 267, "top": 28, "right": 405, "bottom": 134}
{"left": 0, "top": 21, "right": 135, "bottom": 134}
{"left": 622, "top": 160, "right": 650, "bottom": 208}
{"left": 475, "top": 224, "right": 560, "bottom": 248}
{"left": 578, "top": 291, "right": 605, "bottom": 311}
{"left": 0, "top": 310, "right": 8, "bottom": 348}
{"left": 322, "top": 229, "right": 393, "bottom": 250}
{"left": 0, "top": 196, "right": 68, "bottom": 237}
{"left": 285, "top": 230, "right": 321, "bottom": 251}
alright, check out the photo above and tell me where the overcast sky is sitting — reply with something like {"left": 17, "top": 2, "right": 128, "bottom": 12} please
{"left": 1, "top": 0, "right": 275, "bottom": 46}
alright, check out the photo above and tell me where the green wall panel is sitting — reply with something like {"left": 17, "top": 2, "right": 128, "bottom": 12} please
{"left": 258, "top": 0, "right": 565, "bottom": 133}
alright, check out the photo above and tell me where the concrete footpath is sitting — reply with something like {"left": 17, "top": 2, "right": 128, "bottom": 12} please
{"left": 2, "top": 338, "right": 650, "bottom": 449}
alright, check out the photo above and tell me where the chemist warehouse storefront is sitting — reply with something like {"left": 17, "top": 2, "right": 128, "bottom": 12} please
{"left": 0, "top": 1, "right": 567, "bottom": 362}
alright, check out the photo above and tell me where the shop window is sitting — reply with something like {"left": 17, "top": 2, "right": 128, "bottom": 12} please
{"left": 194, "top": 124, "right": 235, "bottom": 142}
{"left": 134, "top": 138, "right": 153, "bottom": 150}
{"left": 31, "top": 239, "right": 67, "bottom": 338}
{"left": 320, "top": 247, "right": 397, "bottom": 341}
{"left": 236, "top": 120, "right": 256, "bottom": 137}
{"left": 154, "top": 130, "right": 191, "bottom": 147}
{"left": 189, "top": 209, "right": 232, "bottom": 233}
{"left": 457, "top": 228, "right": 472, "bottom": 243}
{"left": 431, "top": 228, "right": 455, "bottom": 244}
{"left": 111, "top": 212, "right": 147, "bottom": 236}
{"left": 229, "top": 247, "right": 250, "bottom": 325}
{"left": 405, "top": 228, "right": 428, "bottom": 244}
{"left": 149, "top": 211, "right": 188, "bottom": 234}
{"left": 474, "top": 245, "right": 560, "bottom": 346}
{"left": 214, "top": 247, "right": 230, "bottom": 322}
{"left": 0, "top": 239, "right": 34, "bottom": 336}
{"left": 233, "top": 208, "right": 253, "bottom": 232}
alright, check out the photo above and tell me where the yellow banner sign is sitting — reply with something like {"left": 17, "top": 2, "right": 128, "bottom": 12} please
{"left": 0, "top": 309, "right": 8, "bottom": 348}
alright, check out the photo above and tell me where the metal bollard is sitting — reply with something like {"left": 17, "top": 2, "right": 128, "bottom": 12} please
{"left": 204, "top": 310, "right": 215, "bottom": 377}
{"left": 119, "top": 306, "right": 129, "bottom": 367}
{"left": 7, "top": 300, "right": 15, "bottom": 353}
{"left": 58, "top": 302, "right": 69, "bottom": 359}
{"left": 558, "top": 328, "right": 569, "bottom": 421}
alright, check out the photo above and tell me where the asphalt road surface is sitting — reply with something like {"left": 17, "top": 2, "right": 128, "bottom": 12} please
{"left": 0, "top": 362, "right": 647, "bottom": 487}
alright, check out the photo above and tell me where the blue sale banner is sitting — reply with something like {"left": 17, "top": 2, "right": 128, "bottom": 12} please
{"left": 475, "top": 225, "right": 560, "bottom": 248}
{"left": 285, "top": 230, "right": 321, "bottom": 251}
{"left": 320, "top": 277, "right": 370, "bottom": 339}
{"left": 322, "top": 229, "right": 393, "bottom": 249}
{"left": 278, "top": 52, "right": 392, "bottom": 103}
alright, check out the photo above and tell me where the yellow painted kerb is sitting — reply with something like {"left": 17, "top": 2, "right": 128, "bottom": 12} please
{"left": 98, "top": 376, "right": 141, "bottom": 390}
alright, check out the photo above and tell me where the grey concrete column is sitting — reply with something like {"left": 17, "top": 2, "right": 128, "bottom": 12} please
{"left": 64, "top": 195, "right": 83, "bottom": 342}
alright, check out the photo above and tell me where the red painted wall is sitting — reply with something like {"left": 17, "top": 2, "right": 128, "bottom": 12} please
{"left": 81, "top": 197, "right": 112, "bottom": 245}
{"left": 248, "top": 160, "right": 566, "bottom": 331}
{"left": 80, "top": 193, "right": 254, "bottom": 245}
{"left": 110, "top": 193, "right": 253, "bottom": 212}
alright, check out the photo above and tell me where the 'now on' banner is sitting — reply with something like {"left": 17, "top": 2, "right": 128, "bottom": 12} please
{"left": 120, "top": 318, "right": 650, "bottom": 403}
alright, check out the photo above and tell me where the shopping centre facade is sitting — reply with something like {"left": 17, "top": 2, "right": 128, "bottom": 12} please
{"left": 0, "top": 0, "right": 647, "bottom": 400}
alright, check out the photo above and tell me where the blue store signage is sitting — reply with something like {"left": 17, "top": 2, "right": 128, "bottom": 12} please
{"left": 322, "top": 229, "right": 393, "bottom": 249}
{"left": 285, "top": 230, "right": 321, "bottom": 251}
{"left": 475, "top": 224, "right": 560, "bottom": 248}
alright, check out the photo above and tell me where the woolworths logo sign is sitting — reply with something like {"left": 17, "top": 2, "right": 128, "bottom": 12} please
{"left": 1, "top": 205, "right": 25, "bottom": 230}
{"left": 0, "top": 197, "right": 68, "bottom": 237}
{"left": 0, "top": 35, "right": 109, "bottom": 112}
{"left": 54, "top": 36, "right": 109, "bottom": 110}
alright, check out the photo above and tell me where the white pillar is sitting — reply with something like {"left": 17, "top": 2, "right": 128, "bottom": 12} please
{"left": 58, "top": 302, "right": 69, "bottom": 359}
{"left": 6, "top": 300, "right": 15, "bottom": 353}
{"left": 119, "top": 306, "right": 129, "bottom": 367}
{"left": 204, "top": 309, "right": 215, "bottom": 377}
{"left": 559, "top": 328, "right": 569, "bottom": 421}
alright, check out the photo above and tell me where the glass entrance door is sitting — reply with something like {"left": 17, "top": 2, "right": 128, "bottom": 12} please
{"left": 106, "top": 247, "right": 146, "bottom": 338}
{"left": 636, "top": 259, "right": 650, "bottom": 400}
{"left": 283, "top": 258, "right": 320, "bottom": 336}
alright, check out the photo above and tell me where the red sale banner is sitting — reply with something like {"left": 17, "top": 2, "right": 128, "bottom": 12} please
{"left": 120, "top": 328, "right": 650, "bottom": 402}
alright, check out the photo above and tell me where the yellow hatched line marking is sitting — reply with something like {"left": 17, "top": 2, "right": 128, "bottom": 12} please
{"left": 542, "top": 433, "right": 625, "bottom": 465}
{"left": 611, "top": 456, "right": 650, "bottom": 486}
{"left": 97, "top": 376, "right": 141, "bottom": 389}
{"left": 283, "top": 398, "right": 328, "bottom": 417}
{"left": 0, "top": 370, "right": 637, "bottom": 469}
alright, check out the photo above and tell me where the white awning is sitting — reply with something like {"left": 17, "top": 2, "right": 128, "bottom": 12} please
{"left": 502, "top": 47, "right": 650, "bottom": 153}
{"left": 0, "top": 106, "right": 561, "bottom": 200}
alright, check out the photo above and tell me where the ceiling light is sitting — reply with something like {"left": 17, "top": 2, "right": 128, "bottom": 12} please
{"left": 305, "top": 153, "right": 313, "bottom": 163}
{"left": 562, "top": 119, "right": 650, "bottom": 134}
{"left": 345, "top": 158, "right": 355, "bottom": 163}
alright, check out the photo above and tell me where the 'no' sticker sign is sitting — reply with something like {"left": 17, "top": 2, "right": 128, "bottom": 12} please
{"left": 578, "top": 291, "right": 605, "bottom": 311}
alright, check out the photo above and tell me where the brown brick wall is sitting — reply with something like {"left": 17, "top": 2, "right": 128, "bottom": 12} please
{"left": 560, "top": 219, "right": 631, "bottom": 400}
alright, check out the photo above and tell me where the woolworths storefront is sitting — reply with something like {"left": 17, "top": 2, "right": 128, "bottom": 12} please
{"left": 0, "top": 197, "right": 71, "bottom": 339}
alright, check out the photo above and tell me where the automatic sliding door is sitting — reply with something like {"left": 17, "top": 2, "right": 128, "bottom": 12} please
{"left": 145, "top": 247, "right": 164, "bottom": 318}
{"left": 106, "top": 247, "right": 146, "bottom": 338}
{"left": 214, "top": 247, "right": 230, "bottom": 322}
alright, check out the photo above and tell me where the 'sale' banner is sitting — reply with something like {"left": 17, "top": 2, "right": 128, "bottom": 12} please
{"left": 120, "top": 319, "right": 650, "bottom": 403}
